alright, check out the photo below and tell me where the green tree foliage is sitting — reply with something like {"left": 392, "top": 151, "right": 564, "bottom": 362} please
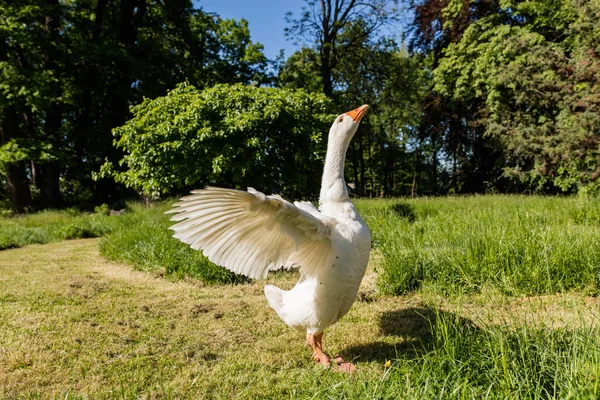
{"left": 415, "top": 0, "right": 600, "bottom": 194}
{"left": 409, "top": 0, "right": 509, "bottom": 195}
{"left": 0, "top": 0, "right": 269, "bottom": 212}
{"left": 281, "top": 0, "right": 430, "bottom": 197}
{"left": 0, "top": 0, "right": 59, "bottom": 211}
{"left": 334, "top": 38, "right": 429, "bottom": 196}
{"left": 4, "top": 0, "right": 599, "bottom": 209}
{"left": 277, "top": 47, "right": 323, "bottom": 93}
{"left": 285, "top": 0, "right": 401, "bottom": 98}
{"left": 100, "top": 83, "right": 333, "bottom": 198}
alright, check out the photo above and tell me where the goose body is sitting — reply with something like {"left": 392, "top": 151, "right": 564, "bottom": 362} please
{"left": 167, "top": 105, "right": 370, "bottom": 371}
{"left": 265, "top": 199, "right": 370, "bottom": 335}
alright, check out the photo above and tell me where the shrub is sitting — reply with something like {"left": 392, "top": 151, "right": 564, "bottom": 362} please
{"left": 98, "top": 83, "right": 333, "bottom": 199}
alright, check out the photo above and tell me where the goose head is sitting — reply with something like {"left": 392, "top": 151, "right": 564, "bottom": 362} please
{"left": 328, "top": 104, "right": 369, "bottom": 145}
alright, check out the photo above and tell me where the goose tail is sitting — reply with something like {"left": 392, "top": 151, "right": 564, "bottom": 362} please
{"left": 264, "top": 284, "right": 285, "bottom": 313}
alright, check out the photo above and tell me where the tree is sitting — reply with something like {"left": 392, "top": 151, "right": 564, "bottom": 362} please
{"left": 278, "top": 47, "right": 323, "bottom": 93}
{"left": 0, "top": 0, "right": 270, "bottom": 211}
{"left": 282, "top": 0, "right": 431, "bottom": 197}
{"left": 408, "top": 0, "right": 509, "bottom": 195}
{"left": 285, "top": 0, "right": 400, "bottom": 98}
{"left": 0, "top": 0, "right": 57, "bottom": 212}
{"left": 99, "top": 83, "right": 334, "bottom": 198}
{"left": 62, "top": 1, "right": 269, "bottom": 203}
{"left": 433, "top": 0, "right": 600, "bottom": 194}
{"left": 332, "top": 35, "right": 427, "bottom": 196}
{"left": 36, "top": 0, "right": 63, "bottom": 208}
{"left": 279, "top": 41, "right": 428, "bottom": 196}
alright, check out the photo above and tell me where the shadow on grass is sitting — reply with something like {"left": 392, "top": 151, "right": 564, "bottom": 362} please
{"left": 390, "top": 202, "right": 416, "bottom": 223}
{"left": 342, "top": 307, "right": 478, "bottom": 363}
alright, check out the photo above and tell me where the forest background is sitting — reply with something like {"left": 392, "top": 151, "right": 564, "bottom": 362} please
{"left": 1, "top": 0, "right": 599, "bottom": 213}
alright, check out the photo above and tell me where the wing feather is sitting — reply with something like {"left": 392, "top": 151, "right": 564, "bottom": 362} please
{"left": 168, "top": 186, "right": 334, "bottom": 279}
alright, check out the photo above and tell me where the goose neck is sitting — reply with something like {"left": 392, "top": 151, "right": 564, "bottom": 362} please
{"left": 319, "top": 136, "right": 349, "bottom": 203}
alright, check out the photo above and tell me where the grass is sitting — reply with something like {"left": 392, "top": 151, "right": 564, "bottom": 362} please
{"left": 99, "top": 202, "right": 242, "bottom": 284}
{"left": 382, "top": 312, "right": 600, "bottom": 399}
{"left": 0, "top": 202, "right": 240, "bottom": 284}
{"left": 357, "top": 196, "right": 600, "bottom": 296}
{"left": 0, "top": 209, "right": 118, "bottom": 250}
{"left": 3, "top": 195, "right": 600, "bottom": 296}
{"left": 2, "top": 239, "right": 600, "bottom": 398}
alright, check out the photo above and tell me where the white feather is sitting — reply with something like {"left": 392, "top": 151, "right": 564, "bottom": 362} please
{"left": 168, "top": 186, "right": 334, "bottom": 279}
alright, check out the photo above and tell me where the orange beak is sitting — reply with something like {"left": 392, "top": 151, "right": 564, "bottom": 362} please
{"left": 345, "top": 104, "right": 369, "bottom": 122}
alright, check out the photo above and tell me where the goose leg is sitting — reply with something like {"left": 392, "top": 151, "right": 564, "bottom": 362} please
{"left": 307, "top": 332, "right": 330, "bottom": 366}
{"left": 333, "top": 356, "right": 355, "bottom": 373}
{"left": 306, "top": 333, "right": 355, "bottom": 372}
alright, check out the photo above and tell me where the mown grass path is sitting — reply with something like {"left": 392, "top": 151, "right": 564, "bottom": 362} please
{"left": 1, "top": 239, "right": 599, "bottom": 399}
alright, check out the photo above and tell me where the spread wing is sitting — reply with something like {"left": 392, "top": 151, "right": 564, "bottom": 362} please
{"left": 166, "top": 186, "right": 335, "bottom": 279}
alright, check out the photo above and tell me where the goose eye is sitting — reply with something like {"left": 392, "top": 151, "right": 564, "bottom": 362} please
{"left": 338, "top": 116, "right": 344, "bottom": 123}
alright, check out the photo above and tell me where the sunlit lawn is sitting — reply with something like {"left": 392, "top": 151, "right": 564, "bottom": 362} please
{"left": 0, "top": 209, "right": 116, "bottom": 250}
{"left": 2, "top": 238, "right": 599, "bottom": 399}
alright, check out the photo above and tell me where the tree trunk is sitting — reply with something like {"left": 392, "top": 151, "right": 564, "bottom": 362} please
{"left": 92, "top": 0, "right": 110, "bottom": 41}
{"left": 412, "top": 138, "right": 422, "bottom": 198}
{"left": 39, "top": 103, "right": 63, "bottom": 207}
{"left": 366, "top": 126, "right": 373, "bottom": 196}
{"left": 351, "top": 142, "right": 359, "bottom": 193}
{"left": 358, "top": 132, "right": 365, "bottom": 195}
{"left": 38, "top": 107, "right": 63, "bottom": 207}
{"left": 319, "top": 0, "right": 334, "bottom": 99}
{"left": 111, "top": 0, "right": 147, "bottom": 127}
{"left": 386, "top": 142, "right": 394, "bottom": 196}
{"left": 432, "top": 149, "right": 438, "bottom": 194}
{"left": 320, "top": 48, "right": 333, "bottom": 98}
{"left": 33, "top": 161, "right": 63, "bottom": 208}
{"left": 0, "top": 36, "right": 32, "bottom": 212}
{"left": 6, "top": 164, "right": 33, "bottom": 213}
{"left": 1, "top": 106, "right": 32, "bottom": 213}
{"left": 36, "top": 0, "right": 64, "bottom": 208}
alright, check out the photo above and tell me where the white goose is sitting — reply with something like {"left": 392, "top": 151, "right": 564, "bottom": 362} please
{"left": 167, "top": 105, "right": 371, "bottom": 372}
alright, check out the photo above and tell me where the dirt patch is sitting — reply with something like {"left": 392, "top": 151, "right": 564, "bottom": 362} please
{"left": 191, "top": 303, "right": 212, "bottom": 316}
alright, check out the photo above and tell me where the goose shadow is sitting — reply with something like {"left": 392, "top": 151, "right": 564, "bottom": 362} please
{"left": 342, "top": 307, "right": 479, "bottom": 363}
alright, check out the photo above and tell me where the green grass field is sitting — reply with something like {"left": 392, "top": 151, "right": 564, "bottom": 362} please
{"left": 99, "top": 202, "right": 243, "bottom": 284}
{"left": 359, "top": 196, "right": 600, "bottom": 296}
{"left": 0, "top": 208, "right": 117, "bottom": 250}
{"left": 1, "top": 195, "right": 600, "bottom": 398}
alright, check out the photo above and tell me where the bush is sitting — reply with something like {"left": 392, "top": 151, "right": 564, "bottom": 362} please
{"left": 99, "top": 83, "right": 333, "bottom": 199}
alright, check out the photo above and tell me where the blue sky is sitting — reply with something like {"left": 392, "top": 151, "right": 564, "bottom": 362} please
{"left": 192, "top": 0, "right": 307, "bottom": 60}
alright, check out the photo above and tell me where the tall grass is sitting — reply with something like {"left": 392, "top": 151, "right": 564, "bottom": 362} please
{"left": 0, "top": 209, "right": 116, "bottom": 250}
{"left": 352, "top": 310, "right": 600, "bottom": 399}
{"left": 397, "top": 314, "right": 599, "bottom": 398}
{"left": 99, "top": 202, "right": 242, "bottom": 284}
{"left": 355, "top": 196, "right": 600, "bottom": 296}
{"left": 6, "top": 195, "right": 598, "bottom": 294}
